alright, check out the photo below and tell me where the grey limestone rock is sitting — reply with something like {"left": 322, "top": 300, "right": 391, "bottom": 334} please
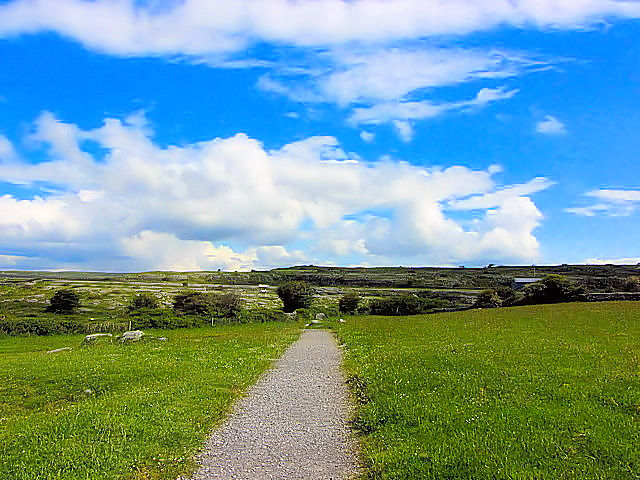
{"left": 118, "top": 330, "right": 145, "bottom": 343}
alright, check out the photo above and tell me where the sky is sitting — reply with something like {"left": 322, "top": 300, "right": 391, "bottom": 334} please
{"left": 0, "top": 0, "right": 639, "bottom": 272}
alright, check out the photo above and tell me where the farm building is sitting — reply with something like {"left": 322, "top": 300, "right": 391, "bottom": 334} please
{"left": 511, "top": 278, "right": 540, "bottom": 289}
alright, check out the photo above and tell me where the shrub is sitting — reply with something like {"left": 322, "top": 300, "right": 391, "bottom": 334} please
{"left": 623, "top": 276, "right": 640, "bottom": 292}
{"left": 367, "top": 295, "right": 452, "bottom": 316}
{"left": 338, "top": 292, "right": 360, "bottom": 313}
{"left": 45, "top": 289, "right": 81, "bottom": 314}
{"left": 474, "top": 289, "right": 502, "bottom": 308}
{"left": 238, "top": 308, "right": 288, "bottom": 323}
{"left": 172, "top": 292, "right": 215, "bottom": 315}
{"left": 131, "top": 310, "right": 205, "bottom": 329}
{"left": 0, "top": 314, "right": 84, "bottom": 335}
{"left": 495, "top": 286, "right": 517, "bottom": 304}
{"left": 520, "top": 275, "right": 585, "bottom": 305}
{"left": 276, "top": 281, "right": 314, "bottom": 313}
{"left": 211, "top": 292, "right": 243, "bottom": 318}
{"left": 127, "top": 293, "right": 160, "bottom": 312}
{"left": 172, "top": 291, "right": 243, "bottom": 318}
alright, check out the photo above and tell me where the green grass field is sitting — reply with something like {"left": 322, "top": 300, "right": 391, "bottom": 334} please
{"left": 334, "top": 302, "right": 640, "bottom": 479}
{"left": 0, "top": 323, "right": 300, "bottom": 480}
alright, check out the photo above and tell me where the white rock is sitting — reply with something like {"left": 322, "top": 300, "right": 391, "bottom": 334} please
{"left": 311, "top": 319, "right": 321, "bottom": 325}
{"left": 82, "top": 333, "right": 113, "bottom": 344}
{"left": 338, "top": 318, "right": 346, "bottom": 323}
{"left": 119, "top": 330, "right": 144, "bottom": 343}
{"left": 47, "top": 347, "right": 73, "bottom": 353}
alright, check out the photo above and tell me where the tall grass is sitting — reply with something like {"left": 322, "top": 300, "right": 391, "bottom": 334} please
{"left": 335, "top": 302, "right": 640, "bottom": 479}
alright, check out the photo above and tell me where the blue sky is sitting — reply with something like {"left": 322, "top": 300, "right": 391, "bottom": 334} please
{"left": 0, "top": 0, "right": 639, "bottom": 271}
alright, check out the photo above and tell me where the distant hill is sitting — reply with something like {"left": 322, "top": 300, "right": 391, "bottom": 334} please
{"left": 1, "top": 264, "right": 638, "bottom": 292}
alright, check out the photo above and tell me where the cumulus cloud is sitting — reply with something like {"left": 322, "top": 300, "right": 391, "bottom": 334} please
{"left": 536, "top": 115, "right": 566, "bottom": 134}
{"left": 0, "top": 112, "right": 553, "bottom": 270}
{"left": 566, "top": 188, "right": 640, "bottom": 216}
{"left": 1, "top": 1, "right": 638, "bottom": 57}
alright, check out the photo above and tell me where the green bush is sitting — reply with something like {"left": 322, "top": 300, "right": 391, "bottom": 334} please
{"left": 368, "top": 295, "right": 449, "bottom": 316}
{"left": 338, "top": 292, "right": 360, "bottom": 313}
{"left": 127, "top": 293, "right": 160, "bottom": 312}
{"left": 623, "top": 276, "right": 640, "bottom": 292}
{"left": 172, "top": 291, "right": 243, "bottom": 318}
{"left": 172, "top": 292, "right": 215, "bottom": 315}
{"left": 130, "top": 310, "right": 205, "bottom": 329}
{"left": 520, "top": 275, "right": 585, "bottom": 305}
{"left": 45, "top": 289, "right": 81, "bottom": 314}
{"left": 0, "top": 314, "right": 84, "bottom": 335}
{"left": 276, "top": 281, "right": 314, "bottom": 313}
{"left": 210, "top": 292, "right": 243, "bottom": 318}
{"left": 474, "top": 289, "right": 502, "bottom": 308}
{"left": 238, "top": 308, "right": 288, "bottom": 323}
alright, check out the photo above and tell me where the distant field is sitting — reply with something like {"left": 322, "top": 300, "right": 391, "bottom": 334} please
{"left": 334, "top": 302, "right": 640, "bottom": 479}
{"left": 0, "top": 323, "right": 300, "bottom": 480}
{"left": 0, "top": 277, "right": 479, "bottom": 330}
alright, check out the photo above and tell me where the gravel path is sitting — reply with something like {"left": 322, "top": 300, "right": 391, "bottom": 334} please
{"left": 184, "top": 329, "right": 360, "bottom": 480}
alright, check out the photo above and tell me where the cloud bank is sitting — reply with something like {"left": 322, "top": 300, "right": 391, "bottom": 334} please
{"left": 1, "top": 1, "right": 639, "bottom": 57}
{"left": 0, "top": 112, "right": 552, "bottom": 270}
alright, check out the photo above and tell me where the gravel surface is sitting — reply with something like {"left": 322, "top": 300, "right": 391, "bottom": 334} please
{"left": 184, "top": 329, "right": 360, "bottom": 480}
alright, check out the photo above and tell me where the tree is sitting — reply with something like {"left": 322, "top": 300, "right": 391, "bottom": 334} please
{"left": 46, "top": 289, "right": 80, "bottom": 314}
{"left": 277, "top": 281, "right": 314, "bottom": 313}
{"left": 127, "top": 293, "right": 160, "bottom": 312}
{"left": 338, "top": 292, "right": 360, "bottom": 313}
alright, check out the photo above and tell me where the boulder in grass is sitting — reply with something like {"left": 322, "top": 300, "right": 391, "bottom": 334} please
{"left": 118, "top": 330, "right": 144, "bottom": 343}
{"left": 82, "top": 333, "right": 113, "bottom": 345}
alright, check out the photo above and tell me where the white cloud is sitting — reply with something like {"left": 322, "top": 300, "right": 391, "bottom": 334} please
{"left": 393, "top": 121, "right": 414, "bottom": 143}
{"left": 359, "top": 131, "right": 375, "bottom": 142}
{"left": 584, "top": 257, "right": 640, "bottom": 265}
{"left": 316, "top": 48, "right": 530, "bottom": 106}
{"left": 350, "top": 86, "right": 518, "bottom": 139}
{"left": 0, "top": 112, "right": 552, "bottom": 270}
{"left": 536, "top": 115, "right": 566, "bottom": 135}
{"left": 567, "top": 188, "right": 640, "bottom": 216}
{"left": 257, "top": 45, "right": 540, "bottom": 136}
{"left": 121, "top": 231, "right": 258, "bottom": 272}
{"left": 449, "top": 177, "right": 554, "bottom": 210}
{"left": 0, "top": 135, "right": 17, "bottom": 161}
{"left": 1, "top": 1, "right": 638, "bottom": 57}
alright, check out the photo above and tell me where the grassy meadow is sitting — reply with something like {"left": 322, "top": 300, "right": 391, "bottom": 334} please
{"left": 334, "top": 302, "right": 640, "bottom": 479}
{"left": 0, "top": 323, "right": 300, "bottom": 480}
